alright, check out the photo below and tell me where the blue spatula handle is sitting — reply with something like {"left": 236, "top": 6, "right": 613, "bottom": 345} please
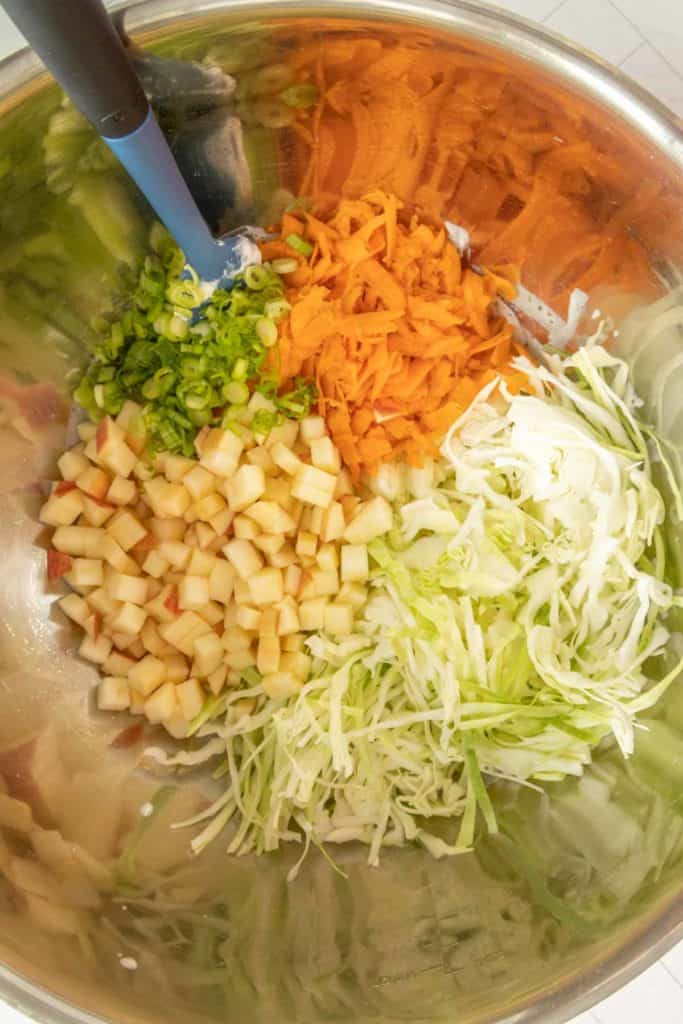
{"left": 2, "top": 0, "right": 237, "bottom": 281}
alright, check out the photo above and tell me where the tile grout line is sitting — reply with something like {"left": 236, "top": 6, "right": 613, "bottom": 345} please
{"left": 661, "top": 960, "right": 683, "bottom": 992}
{"left": 540, "top": 0, "right": 571, "bottom": 25}
{"left": 607, "top": 0, "right": 683, "bottom": 85}
{"left": 616, "top": 39, "right": 647, "bottom": 68}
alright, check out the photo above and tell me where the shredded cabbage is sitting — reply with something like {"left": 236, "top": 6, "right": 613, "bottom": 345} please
{"left": 159, "top": 342, "right": 683, "bottom": 872}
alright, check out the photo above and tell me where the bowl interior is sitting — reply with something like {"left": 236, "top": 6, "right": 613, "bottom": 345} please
{"left": 0, "top": 4, "right": 682, "bottom": 1024}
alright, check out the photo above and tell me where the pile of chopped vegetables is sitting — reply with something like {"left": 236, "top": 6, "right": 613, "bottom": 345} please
{"left": 262, "top": 192, "right": 528, "bottom": 477}
{"left": 74, "top": 224, "right": 315, "bottom": 456}
{"left": 40, "top": 186, "right": 683, "bottom": 873}
{"left": 147, "top": 341, "right": 683, "bottom": 866}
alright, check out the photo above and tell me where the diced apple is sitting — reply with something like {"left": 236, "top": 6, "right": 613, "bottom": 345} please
{"left": 343, "top": 497, "right": 392, "bottom": 543}
{"left": 232, "top": 514, "right": 259, "bottom": 540}
{"left": 58, "top": 447, "right": 90, "bottom": 482}
{"left": 324, "top": 603, "right": 354, "bottom": 636}
{"left": 129, "top": 688, "right": 145, "bottom": 715}
{"left": 337, "top": 581, "right": 368, "bottom": 609}
{"left": 178, "top": 575, "right": 210, "bottom": 611}
{"left": 246, "top": 446, "right": 276, "bottom": 474}
{"left": 163, "top": 653, "right": 189, "bottom": 684}
{"left": 248, "top": 567, "right": 284, "bottom": 606}
{"left": 340, "top": 543, "right": 369, "bottom": 582}
{"left": 106, "top": 509, "right": 147, "bottom": 551}
{"left": 263, "top": 477, "right": 294, "bottom": 510}
{"left": 147, "top": 578, "right": 163, "bottom": 600}
{"left": 309, "top": 507, "right": 325, "bottom": 534}
{"left": 300, "top": 569, "right": 339, "bottom": 601}
{"left": 159, "top": 611, "right": 212, "bottom": 657}
{"left": 320, "top": 502, "right": 345, "bottom": 543}
{"left": 340, "top": 495, "right": 362, "bottom": 522}
{"left": 299, "top": 596, "right": 328, "bottom": 631}
{"left": 158, "top": 540, "right": 191, "bottom": 570}
{"left": 291, "top": 465, "right": 337, "bottom": 509}
{"left": 115, "top": 400, "right": 143, "bottom": 432}
{"left": 183, "top": 465, "right": 216, "bottom": 500}
{"left": 196, "top": 601, "right": 223, "bottom": 626}
{"left": 59, "top": 593, "right": 90, "bottom": 627}
{"left": 68, "top": 557, "right": 104, "bottom": 588}
{"left": 106, "top": 475, "right": 137, "bottom": 507}
{"left": 197, "top": 428, "right": 243, "bottom": 478}
{"left": 141, "top": 619, "right": 172, "bottom": 657}
{"left": 207, "top": 665, "right": 228, "bottom": 695}
{"left": 243, "top": 500, "right": 296, "bottom": 535}
{"left": 104, "top": 570, "right": 147, "bottom": 605}
{"left": 47, "top": 549, "right": 72, "bottom": 581}
{"left": 225, "top": 647, "right": 256, "bottom": 671}
{"left": 97, "top": 677, "right": 130, "bottom": 712}
{"left": 141, "top": 550, "right": 170, "bottom": 579}
{"left": 334, "top": 468, "right": 354, "bottom": 498}
{"left": 268, "top": 543, "right": 296, "bottom": 569}
{"left": 209, "top": 507, "right": 234, "bottom": 535}
{"left": 295, "top": 531, "right": 317, "bottom": 559}
{"left": 194, "top": 492, "right": 226, "bottom": 522}
{"left": 225, "top": 464, "right": 266, "bottom": 512}
{"left": 79, "top": 632, "right": 112, "bottom": 665}
{"left": 253, "top": 533, "right": 285, "bottom": 556}
{"left": 194, "top": 522, "right": 217, "bottom": 550}
{"left": 101, "top": 536, "right": 141, "bottom": 575}
{"left": 233, "top": 576, "right": 252, "bottom": 604}
{"left": 282, "top": 633, "right": 305, "bottom": 653}
{"left": 299, "top": 416, "right": 326, "bottom": 445}
{"left": 110, "top": 601, "right": 147, "bottom": 635}
{"left": 222, "top": 626, "right": 252, "bottom": 652}
{"left": 110, "top": 631, "right": 137, "bottom": 652}
{"left": 162, "top": 454, "right": 194, "bottom": 482}
{"left": 280, "top": 651, "right": 312, "bottom": 680}
{"left": 148, "top": 517, "right": 185, "bottom": 542}
{"left": 257, "top": 635, "right": 280, "bottom": 675}
{"left": 183, "top": 548, "right": 215, "bottom": 578}
{"left": 259, "top": 607, "right": 278, "bottom": 636}
{"left": 310, "top": 436, "right": 341, "bottom": 475}
{"left": 265, "top": 419, "right": 298, "bottom": 449}
{"left": 87, "top": 587, "right": 120, "bottom": 618}
{"left": 176, "top": 678, "right": 205, "bottom": 721}
{"left": 127, "top": 654, "right": 166, "bottom": 697}
{"left": 317, "top": 543, "right": 339, "bottom": 573}
{"left": 192, "top": 631, "right": 224, "bottom": 677}
{"left": 158, "top": 482, "right": 191, "bottom": 518}
{"left": 133, "top": 460, "right": 155, "bottom": 483}
{"left": 95, "top": 416, "right": 137, "bottom": 477}
{"left": 236, "top": 605, "right": 261, "bottom": 631}
{"left": 223, "top": 538, "right": 263, "bottom": 580}
{"left": 262, "top": 671, "right": 302, "bottom": 699}
{"left": 81, "top": 496, "right": 115, "bottom": 527}
{"left": 40, "top": 489, "right": 84, "bottom": 527}
{"left": 208, "top": 560, "right": 235, "bottom": 604}
{"left": 76, "top": 422, "right": 96, "bottom": 443}
{"left": 284, "top": 564, "right": 302, "bottom": 597}
{"left": 276, "top": 596, "right": 300, "bottom": 636}
{"left": 144, "top": 682, "right": 178, "bottom": 724}
{"left": 102, "top": 650, "right": 136, "bottom": 677}
{"left": 269, "top": 442, "right": 301, "bottom": 476}
{"left": 77, "top": 466, "right": 111, "bottom": 501}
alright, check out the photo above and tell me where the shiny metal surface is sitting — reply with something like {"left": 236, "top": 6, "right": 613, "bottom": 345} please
{"left": 0, "top": 3, "right": 681, "bottom": 1023}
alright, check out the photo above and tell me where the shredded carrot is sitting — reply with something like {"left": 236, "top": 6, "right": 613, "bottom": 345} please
{"left": 265, "top": 191, "right": 526, "bottom": 479}
{"left": 283, "top": 37, "right": 664, "bottom": 317}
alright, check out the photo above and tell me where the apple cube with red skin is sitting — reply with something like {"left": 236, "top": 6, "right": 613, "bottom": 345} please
{"left": 47, "top": 550, "right": 72, "bottom": 581}
{"left": 76, "top": 466, "right": 111, "bottom": 501}
{"left": 40, "top": 488, "right": 84, "bottom": 527}
{"left": 95, "top": 417, "right": 137, "bottom": 478}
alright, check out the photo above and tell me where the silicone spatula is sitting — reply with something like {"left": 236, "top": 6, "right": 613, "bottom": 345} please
{"left": 2, "top": 0, "right": 254, "bottom": 283}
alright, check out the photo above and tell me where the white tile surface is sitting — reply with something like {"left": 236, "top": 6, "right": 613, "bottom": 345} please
{"left": 611, "top": 0, "right": 683, "bottom": 76}
{"left": 620, "top": 41, "right": 683, "bottom": 114}
{"left": 0, "top": 2, "right": 681, "bottom": 1024}
{"left": 544, "top": 0, "right": 644, "bottom": 66}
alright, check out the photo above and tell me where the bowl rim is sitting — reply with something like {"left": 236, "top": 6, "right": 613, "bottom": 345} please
{"left": 0, "top": 3, "right": 681, "bottom": 1023}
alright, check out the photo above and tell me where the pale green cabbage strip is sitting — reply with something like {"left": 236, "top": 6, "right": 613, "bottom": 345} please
{"left": 151, "top": 341, "right": 683, "bottom": 873}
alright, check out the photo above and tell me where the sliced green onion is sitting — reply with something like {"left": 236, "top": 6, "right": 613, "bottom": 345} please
{"left": 256, "top": 317, "right": 278, "bottom": 347}
{"left": 271, "top": 258, "right": 299, "bottom": 275}
{"left": 223, "top": 380, "right": 249, "bottom": 405}
{"left": 265, "top": 299, "right": 291, "bottom": 320}
{"left": 232, "top": 358, "right": 249, "bottom": 381}
{"left": 244, "top": 264, "right": 271, "bottom": 291}
{"left": 285, "top": 233, "right": 313, "bottom": 257}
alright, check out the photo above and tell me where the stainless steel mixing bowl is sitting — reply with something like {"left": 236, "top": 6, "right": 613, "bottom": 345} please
{"left": 0, "top": 3, "right": 682, "bottom": 1022}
